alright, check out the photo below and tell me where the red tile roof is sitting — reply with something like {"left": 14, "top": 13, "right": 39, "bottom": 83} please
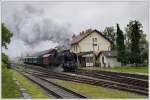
{"left": 71, "top": 29, "right": 112, "bottom": 45}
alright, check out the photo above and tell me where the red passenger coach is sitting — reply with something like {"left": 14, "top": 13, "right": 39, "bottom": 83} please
{"left": 42, "top": 54, "right": 51, "bottom": 66}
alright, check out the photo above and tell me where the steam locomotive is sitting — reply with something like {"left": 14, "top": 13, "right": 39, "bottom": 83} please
{"left": 24, "top": 49, "right": 77, "bottom": 72}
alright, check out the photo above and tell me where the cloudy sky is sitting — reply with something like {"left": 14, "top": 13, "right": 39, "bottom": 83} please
{"left": 2, "top": 1, "right": 149, "bottom": 58}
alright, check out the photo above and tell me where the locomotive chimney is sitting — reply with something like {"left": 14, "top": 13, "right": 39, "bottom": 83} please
{"left": 72, "top": 34, "right": 76, "bottom": 39}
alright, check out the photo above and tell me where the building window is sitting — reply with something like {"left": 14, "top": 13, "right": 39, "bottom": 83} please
{"left": 92, "top": 38, "right": 97, "bottom": 42}
{"left": 93, "top": 44, "right": 97, "bottom": 46}
{"left": 92, "top": 38, "right": 94, "bottom": 41}
{"left": 73, "top": 45, "right": 78, "bottom": 52}
{"left": 76, "top": 45, "right": 78, "bottom": 52}
{"left": 95, "top": 38, "right": 97, "bottom": 42}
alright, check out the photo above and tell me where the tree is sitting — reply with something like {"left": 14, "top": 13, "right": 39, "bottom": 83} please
{"left": 130, "top": 21, "right": 141, "bottom": 65}
{"left": 140, "top": 34, "right": 147, "bottom": 44}
{"left": 141, "top": 48, "right": 148, "bottom": 64}
{"left": 2, "top": 23, "right": 13, "bottom": 68}
{"left": 103, "top": 26, "right": 115, "bottom": 41}
{"left": 116, "top": 24, "right": 126, "bottom": 65}
{"left": 125, "top": 20, "right": 148, "bottom": 65}
{"left": 125, "top": 20, "right": 144, "bottom": 49}
{"left": 2, "top": 23, "right": 13, "bottom": 49}
{"left": 103, "top": 27, "right": 116, "bottom": 49}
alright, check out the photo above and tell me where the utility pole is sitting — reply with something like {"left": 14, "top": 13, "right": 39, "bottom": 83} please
{"left": 92, "top": 38, "right": 95, "bottom": 67}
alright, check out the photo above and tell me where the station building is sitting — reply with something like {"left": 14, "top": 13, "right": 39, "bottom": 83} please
{"left": 70, "top": 29, "right": 121, "bottom": 67}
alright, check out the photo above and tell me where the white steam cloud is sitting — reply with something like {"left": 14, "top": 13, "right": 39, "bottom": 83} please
{"left": 9, "top": 4, "right": 73, "bottom": 49}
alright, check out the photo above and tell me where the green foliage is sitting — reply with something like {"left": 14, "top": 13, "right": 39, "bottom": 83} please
{"left": 2, "top": 54, "right": 20, "bottom": 98}
{"left": 103, "top": 26, "right": 116, "bottom": 49}
{"left": 103, "top": 26, "right": 115, "bottom": 41}
{"left": 11, "top": 70, "right": 49, "bottom": 98}
{"left": 125, "top": 21, "right": 134, "bottom": 49}
{"left": 130, "top": 21, "right": 141, "bottom": 65}
{"left": 140, "top": 34, "right": 147, "bottom": 44}
{"left": 54, "top": 79, "right": 146, "bottom": 98}
{"left": 94, "top": 60, "right": 100, "bottom": 67}
{"left": 2, "top": 51, "right": 20, "bottom": 98}
{"left": 125, "top": 20, "right": 144, "bottom": 49}
{"left": 141, "top": 49, "right": 148, "bottom": 64}
{"left": 116, "top": 24, "right": 126, "bottom": 65}
{"left": 105, "top": 66, "right": 148, "bottom": 75}
{"left": 2, "top": 53, "right": 9, "bottom": 67}
{"left": 125, "top": 20, "right": 148, "bottom": 66}
{"left": 79, "top": 66, "right": 148, "bottom": 74}
{"left": 2, "top": 65, "right": 21, "bottom": 98}
{"left": 2, "top": 23, "right": 13, "bottom": 49}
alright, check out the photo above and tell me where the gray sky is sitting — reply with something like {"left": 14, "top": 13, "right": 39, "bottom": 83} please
{"left": 2, "top": 1, "right": 149, "bottom": 58}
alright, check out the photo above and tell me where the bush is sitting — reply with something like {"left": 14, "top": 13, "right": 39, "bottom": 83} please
{"left": 2, "top": 53, "right": 9, "bottom": 68}
{"left": 141, "top": 49, "right": 148, "bottom": 64}
{"left": 2, "top": 53, "right": 21, "bottom": 98}
{"left": 2, "top": 64, "right": 21, "bottom": 98}
{"left": 95, "top": 61, "right": 100, "bottom": 67}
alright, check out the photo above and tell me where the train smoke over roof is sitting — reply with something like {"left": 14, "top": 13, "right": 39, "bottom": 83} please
{"left": 2, "top": 2, "right": 148, "bottom": 58}
{"left": 6, "top": 4, "right": 73, "bottom": 49}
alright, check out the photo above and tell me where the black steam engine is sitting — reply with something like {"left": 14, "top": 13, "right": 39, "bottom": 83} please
{"left": 24, "top": 49, "right": 77, "bottom": 72}
{"left": 59, "top": 50, "right": 77, "bottom": 72}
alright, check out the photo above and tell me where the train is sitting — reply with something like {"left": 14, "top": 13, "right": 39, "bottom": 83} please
{"left": 23, "top": 49, "right": 77, "bottom": 72}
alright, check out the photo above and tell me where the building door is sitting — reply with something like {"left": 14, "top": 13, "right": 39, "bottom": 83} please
{"left": 85, "top": 57, "right": 93, "bottom": 67}
{"left": 78, "top": 56, "right": 86, "bottom": 67}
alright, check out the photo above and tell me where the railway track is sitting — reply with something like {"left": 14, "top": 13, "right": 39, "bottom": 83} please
{"left": 79, "top": 69, "right": 148, "bottom": 80}
{"left": 71, "top": 70, "right": 148, "bottom": 89}
{"left": 14, "top": 68, "right": 87, "bottom": 98}
{"left": 12, "top": 63, "right": 148, "bottom": 96}
{"left": 31, "top": 71, "right": 148, "bottom": 95}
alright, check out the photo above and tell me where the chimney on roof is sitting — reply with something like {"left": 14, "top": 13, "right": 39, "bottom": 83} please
{"left": 80, "top": 32, "right": 82, "bottom": 35}
{"left": 72, "top": 34, "right": 76, "bottom": 39}
{"left": 86, "top": 28, "right": 92, "bottom": 33}
{"left": 80, "top": 31, "right": 85, "bottom": 35}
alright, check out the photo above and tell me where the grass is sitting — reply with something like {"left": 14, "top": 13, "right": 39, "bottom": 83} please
{"left": 2, "top": 64, "right": 21, "bottom": 98}
{"left": 53, "top": 79, "right": 147, "bottom": 99}
{"left": 11, "top": 69, "right": 50, "bottom": 98}
{"left": 79, "top": 65, "right": 148, "bottom": 75}
{"left": 103, "top": 66, "right": 148, "bottom": 75}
